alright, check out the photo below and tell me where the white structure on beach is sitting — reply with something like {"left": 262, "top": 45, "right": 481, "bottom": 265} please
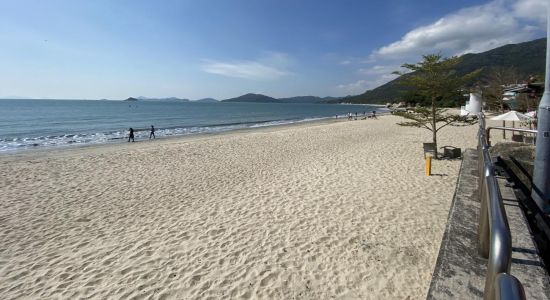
{"left": 461, "top": 92, "right": 482, "bottom": 116}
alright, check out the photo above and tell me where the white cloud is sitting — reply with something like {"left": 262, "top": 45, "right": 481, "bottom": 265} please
{"left": 372, "top": 0, "right": 545, "bottom": 60}
{"left": 338, "top": 73, "right": 398, "bottom": 94}
{"left": 338, "top": 80, "right": 370, "bottom": 94}
{"left": 338, "top": 65, "right": 405, "bottom": 94}
{"left": 513, "top": 0, "right": 548, "bottom": 22}
{"left": 202, "top": 53, "right": 290, "bottom": 80}
{"left": 338, "top": 0, "right": 546, "bottom": 96}
{"left": 359, "top": 65, "right": 402, "bottom": 75}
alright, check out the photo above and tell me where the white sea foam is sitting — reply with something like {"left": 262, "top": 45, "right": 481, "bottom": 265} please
{"left": 0, "top": 100, "right": 385, "bottom": 153}
{"left": 0, "top": 117, "right": 332, "bottom": 152}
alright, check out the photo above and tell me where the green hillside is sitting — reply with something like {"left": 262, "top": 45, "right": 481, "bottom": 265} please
{"left": 222, "top": 94, "right": 340, "bottom": 103}
{"left": 222, "top": 93, "right": 279, "bottom": 103}
{"left": 334, "top": 38, "right": 547, "bottom": 104}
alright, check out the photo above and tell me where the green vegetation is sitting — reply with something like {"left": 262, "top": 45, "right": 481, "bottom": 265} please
{"left": 222, "top": 93, "right": 280, "bottom": 103}
{"left": 332, "top": 38, "right": 546, "bottom": 105}
{"left": 392, "top": 54, "right": 479, "bottom": 159}
{"left": 222, "top": 93, "right": 339, "bottom": 103}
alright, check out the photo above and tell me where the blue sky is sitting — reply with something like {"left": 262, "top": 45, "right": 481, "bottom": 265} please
{"left": 0, "top": 0, "right": 546, "bottom": 100}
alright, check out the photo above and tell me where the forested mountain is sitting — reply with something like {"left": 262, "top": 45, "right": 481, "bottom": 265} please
{"left": 222, "top": 94, "right": 340, "bottom": 103}
{"left": 332, "top": 38, "right": 547, "bottom": 104}
{"left": 222, "top": 93, "right": 279, "bottom": 103}
{"left": 195, "top": 98, "right": 219, "bottom": 102}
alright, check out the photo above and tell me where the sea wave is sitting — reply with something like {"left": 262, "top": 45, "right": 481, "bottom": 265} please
{"left": 0, "top": 117, "right": 332, "bottom": 152}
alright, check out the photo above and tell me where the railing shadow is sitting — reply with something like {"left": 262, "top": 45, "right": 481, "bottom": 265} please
{"left": 512, "top": 246, "right": 538, "bottom": 255}
{"left": 511, "top": 258, "right": 544, "bottom": 267}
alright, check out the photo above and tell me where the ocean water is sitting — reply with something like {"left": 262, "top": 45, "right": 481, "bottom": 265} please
{"left": 0, "top": 99, "right": 382, "bottom": 152}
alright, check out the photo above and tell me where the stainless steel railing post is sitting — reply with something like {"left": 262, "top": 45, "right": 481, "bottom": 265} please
{"left": 476, "top": 113, "right": 518, "bottom": 300}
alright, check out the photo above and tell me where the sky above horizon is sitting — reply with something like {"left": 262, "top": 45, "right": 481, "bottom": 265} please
{"left": 0, "top": 0, "right": 547, "bottom": 100}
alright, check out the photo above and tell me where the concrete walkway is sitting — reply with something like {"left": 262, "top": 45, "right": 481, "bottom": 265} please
{"left": 427, "top": 149, "right": 550, "bottom": 299}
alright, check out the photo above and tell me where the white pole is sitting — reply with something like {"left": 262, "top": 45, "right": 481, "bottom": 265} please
{"left": 531, "top": 6, "right": 550, "bottom": 213}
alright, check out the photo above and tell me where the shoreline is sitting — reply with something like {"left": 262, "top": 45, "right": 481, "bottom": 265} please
{"left": 1, "top": 111, "right": 396, "bottom": 160}
{"left": 1, "top": 115, "right": 354, "bottom": 156}
{"left": 0, "top": 117, "right": 344, "bottom": 160}
{"left": 0, "top": 114, "right": 478, "bottom": 299}
{"left": 0, "top": 101, "right": 390, "bottom": 154}
{"left": 1, "top": 109, "right": 392, "bottom": 158}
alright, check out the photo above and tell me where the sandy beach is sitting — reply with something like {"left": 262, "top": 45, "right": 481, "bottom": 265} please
{"left": 0, "top": 114, "right": 480, "bottom": 299}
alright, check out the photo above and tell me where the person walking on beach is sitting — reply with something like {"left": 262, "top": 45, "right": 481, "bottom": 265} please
{"left": 149, "top": 125, "right": 155, "bottom": 139}
{"left": 128, "top": 128, "right": 135, "bottom": 142}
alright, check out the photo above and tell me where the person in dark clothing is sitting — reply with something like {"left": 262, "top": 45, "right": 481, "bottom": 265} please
{"left": 149, "top": 125, "right": 155, "bottom": 139}
{"left": 128, "top": 128, "right": 135, "bottom": 142}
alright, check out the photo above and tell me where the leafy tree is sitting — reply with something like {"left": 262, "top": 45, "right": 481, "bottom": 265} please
{"left": 392, "top": 54, "right": 480, "bottom": 159}
{"left": 402, "top": 91, "right": 430, "bottom": 107}
{"left": 393, "top": 108, "right": 477, "bottom": 158}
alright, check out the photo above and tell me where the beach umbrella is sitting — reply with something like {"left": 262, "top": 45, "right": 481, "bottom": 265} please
{"left": 489, "top": 110, "right": 532, "bottom": 122}
{"left": 490, "top": 110, "right": 533, "bottom": 139}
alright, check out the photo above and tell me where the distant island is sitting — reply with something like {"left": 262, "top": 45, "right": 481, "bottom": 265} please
{"left": 195, "top": 98, "right": 219, "bottom": 103}
{"left": 221, "top": 93, "right": 339, "bottom": 104}
{"left": 121, "top": 94, "right": 339, "bottom": 104}
{"left": 4, "top": 38, "right": 547, "bottom": 106}
{"left": 223, "top": 93, "right": 279, "bottom": 103}
{"left": 135, "top": 96, "right": 190, "bottom": 102}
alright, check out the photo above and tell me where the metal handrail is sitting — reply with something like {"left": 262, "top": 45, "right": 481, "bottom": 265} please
{"left": 495, "top": 273, "right": 527, "bottom": 300}
{"left": 477, "top": 113, "right": 526, "bottom": 300}
{"left": 486, "top": 127, "right": 538, "bottom": 146}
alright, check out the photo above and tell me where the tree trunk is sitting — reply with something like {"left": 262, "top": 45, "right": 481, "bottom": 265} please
{"left": 432, "top": 97, "right": 438, "bottom": 159}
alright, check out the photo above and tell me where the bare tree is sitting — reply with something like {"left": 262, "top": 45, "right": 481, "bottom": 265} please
{"left": 481, "top": 67, "right": 521, "bottom": 112}
{"left": 516, "top": 75, "right": 541, "bottom": 113}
